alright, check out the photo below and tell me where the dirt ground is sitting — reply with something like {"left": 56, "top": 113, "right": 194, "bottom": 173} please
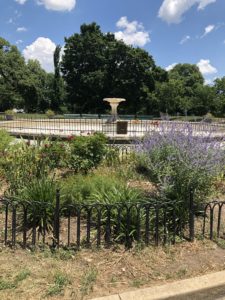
{"left": 0, "top": 240, "right": 225, "bottom": 300}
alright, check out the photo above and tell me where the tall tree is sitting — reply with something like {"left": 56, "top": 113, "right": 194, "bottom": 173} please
{"left": 168, "top": 64, "right": 205, "bottom": 114}
{"left": 212, "top": 77, "right": 225, "bottom": 116}
{"left": 0, "top": 38, "right": 26, "bottom": 110}
{"left": 20, "top": 60, "right": 54, "bottom": 112}
{"left": 61, "top": 23, "right": 156, "bottom": 114}
{"left": 52, "top": 45, "right": 65, "bottom": 112}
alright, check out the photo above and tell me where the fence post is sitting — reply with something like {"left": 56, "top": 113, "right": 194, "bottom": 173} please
{"left": 53, "top": 189, "right": 60, "bottom": 248}
{"left": 189, "top": 189, "right": 195, "bottom": 242}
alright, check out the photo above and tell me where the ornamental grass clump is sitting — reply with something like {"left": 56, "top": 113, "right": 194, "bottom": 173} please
{"left": 135, "top": 123, "right": 225, "bottom": 219}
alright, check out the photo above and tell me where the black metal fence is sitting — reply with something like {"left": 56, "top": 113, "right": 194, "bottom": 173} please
{"left": 202, "top": 201, "right": 225, "bottom": 240}
{"left": 0, "top": 193, "right": 188, "bottom": 249}
{"left": 1, "top": 190, "right": 223, "bottom": 250}
{"left": 1, "top": 115, "right": 225, "bottom": 139}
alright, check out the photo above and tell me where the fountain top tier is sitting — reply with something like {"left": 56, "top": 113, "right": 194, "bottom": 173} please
{"left": 103, "top": 98, "right": 126, "bottom": 104}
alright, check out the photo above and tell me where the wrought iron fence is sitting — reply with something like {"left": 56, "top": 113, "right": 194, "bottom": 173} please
{"left": 202, "top": 201, "right": 225, "bottom": 240}
{"left": 1, "top": 191, "right": 225, "bottom": 250}
{"left": 0, "top": 192, "right": 190, "bottom": 249}
{"left": 0, "top": 115, "right": 225, "bottom": 139}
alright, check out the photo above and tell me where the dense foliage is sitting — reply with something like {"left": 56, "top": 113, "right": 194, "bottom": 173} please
{"left": 135, "top": 124, "right": 225, "bottom": 221}
{"left": 0, "top": 128, "right": 224, "bottom": 243}
{"left": 1, "top": 23, "right": 225, "bottom": 116}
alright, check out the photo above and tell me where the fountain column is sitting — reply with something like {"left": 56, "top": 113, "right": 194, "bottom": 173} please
{"left": 103, "top": 98, "right": 126, "bottom": 122}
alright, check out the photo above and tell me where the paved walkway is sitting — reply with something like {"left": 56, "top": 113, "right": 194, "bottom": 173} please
{"left": 92, "top": 270, "right": 225, "bottom": 300}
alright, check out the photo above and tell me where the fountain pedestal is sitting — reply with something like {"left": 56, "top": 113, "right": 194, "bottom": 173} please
{"left": 103, "top": 98, "right": 126, "bottom": 122}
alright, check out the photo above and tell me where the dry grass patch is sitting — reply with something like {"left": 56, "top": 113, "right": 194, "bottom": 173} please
{"left": 0, "top": 240, "right": 225, "bottom": 299}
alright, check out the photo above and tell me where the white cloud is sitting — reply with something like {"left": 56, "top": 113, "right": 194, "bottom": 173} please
{"left": 16, "top": 39, "right": 23, "bottom": 45}
{"left": 204, "top": 78, "right": 212, "bottom": 85}
{"left": 114, "top": 16, "right": 150, "bottom": 47}
{"left": 37, "top": 0, "right": 76, "bottom": 12}
{"left": 180, "top": 35, "right": 190, "bottom": 44}
{"left": 165, "top": 63, "right": 177, "bottom": 71}
{"left": 204, "top": 76, "right": 217, "bottom": 85}
{"left": 201, "top": 24, "right": 215, "bottom": 38}
{"left": 158, "top": 0, "right": 217, "bottom": 24}
{"left": 23, "top": 37, "right": 56, "bottom": 72}
{"left": 15, "top": 0, "right": 27, "bottom": 4}
{"left": 17, "top": 27, "right": 27, "bottom": 32}
{"left": 197, "top": 59, "right": 217, "bottom": 75}
{"left": 197, "top": 0, "right": 216, "bottom": 10}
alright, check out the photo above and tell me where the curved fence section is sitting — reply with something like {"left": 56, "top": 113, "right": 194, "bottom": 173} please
{"left": 0, "top": 195, "right": 186, "bottom": 249}
{"left": 1, "top": 194, "right": 224, "bottom": 249}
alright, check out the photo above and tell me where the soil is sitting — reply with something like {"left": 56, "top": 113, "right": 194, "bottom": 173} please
{"left": 0, "top": 240, "right": 225, "bottom": 299}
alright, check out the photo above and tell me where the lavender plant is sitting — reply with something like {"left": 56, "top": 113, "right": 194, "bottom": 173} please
{"left": 135, "top": 123, "right": 225, "bottom": 213}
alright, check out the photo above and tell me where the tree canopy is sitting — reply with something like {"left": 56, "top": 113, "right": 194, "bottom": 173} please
{"left": 0, "top": 23, "right": 224, "bottom": 117}
{"left": 61, "top": 23, "right": 157, "bottom": 114}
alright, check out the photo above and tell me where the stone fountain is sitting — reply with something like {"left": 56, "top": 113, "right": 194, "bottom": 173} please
{"left": 103, "top": 98, "right": 126, "bottom": 122}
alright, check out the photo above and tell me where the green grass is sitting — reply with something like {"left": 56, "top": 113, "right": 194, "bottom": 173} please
{"left": 0, "top": 279, "right": 16, "bottom": 291}
{"left": 11, "top": 113, "right": 65, "bottom": 120}
{"left": 215, "top": 238, "right": 225, "bottom": 249}
{"left": 45, "top": 273, "right": 70, "bottom": 297}
{"left": 176, "top": 268, "right": 187, "bottom": 278}
{"left": 131, "top": 278, "right": 145, "bottom": 288}
{"left": 0, "top": 269, "right": 31, "bottom": 291}
{"left": 80, "top": 268, "right": 98, "bottom": 296}
{"left": 14, "top": 269, "right": 31, "bottom": 284}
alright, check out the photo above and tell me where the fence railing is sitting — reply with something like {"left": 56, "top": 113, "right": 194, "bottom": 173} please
{"left": 202, "top": 200, "right": 225, "bottom": 240}
{"left": 0, "top": 193, "right": 190, "bottom": 249}
{"left": 1, "top": 115, "right": 225, "bottom": 139}
{"left": 1, "top": 191, "right": 224, "bottom": 250}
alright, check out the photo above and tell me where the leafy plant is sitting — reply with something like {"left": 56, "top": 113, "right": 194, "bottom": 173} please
{"left": 67, "top": 133, "right": 107, "bottom": 174}
{"left": 4, "top": 140, "right": 56, "bottom": 195}
{"left": 39, "top": 139, "right": 68, "bottom": 169}
{"left": 0, "top": 129, "right": 13, "bottom": 171}
{"left": 61, "top": 172, "right": 125, "bottom": 206}
{"left": 16, "top": 176, "right": 57, "bottom": 234}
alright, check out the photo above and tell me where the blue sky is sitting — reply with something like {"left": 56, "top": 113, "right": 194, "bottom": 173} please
{"left": 0, "top": 0, "right": 224, "bottom": 84}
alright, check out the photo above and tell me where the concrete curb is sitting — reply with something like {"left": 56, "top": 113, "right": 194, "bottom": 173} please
{"left": 92, "top": 270, "right": 225, "bottom": 300}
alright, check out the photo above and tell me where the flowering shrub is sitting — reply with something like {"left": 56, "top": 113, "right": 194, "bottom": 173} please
{"left": 135, "top": 123, "right": 225, "bottom": 216}
{"left": 39, "top": 140, "right": 68, "bottom": 169}
{"left": 67, "top": 133, "right": 107, "bottom": 173}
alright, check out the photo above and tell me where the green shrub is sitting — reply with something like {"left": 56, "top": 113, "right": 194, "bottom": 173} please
{"left": 4, "top": 109, "right": 15, "bottom": 116}
{"left": 17, "top": 176, "right": 57, "bottom": 234}
{"left": 67, "top": 133, "right": 107, "bottom": 173}
{"left": 135, "top": 124, "right": 225, "bottom": 225}
{"left": 104, "top": 146, "right": 121, "bottom": 166}
{"left": 45, "top": 109, "right": 55, "bottom": 118}
{"left": 61, "top": 172, "right": 125, "bottom": 206}
{"left": 0, "top": 129, "right": 13, "bottom": 153}
{"left": 89, "top": 184, "right": 143, "bottom": 204}
{"left": 61, "top": 173, "right": 145, "bottom": 244}
{"left": 4, "top": 141, "right": 52, "bottom": 194}
{"left": 39, "top": 139, "right": 68, "bottom": 169}
{"left": 0, "top": 129, "right": 13, "bottom": 171}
